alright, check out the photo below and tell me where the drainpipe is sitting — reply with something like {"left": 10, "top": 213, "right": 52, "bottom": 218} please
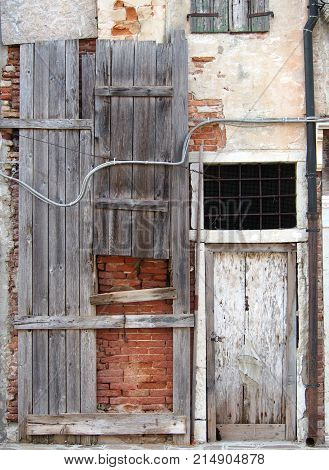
{"left": 304, "top": 0, "right": 319, "bottom": 446}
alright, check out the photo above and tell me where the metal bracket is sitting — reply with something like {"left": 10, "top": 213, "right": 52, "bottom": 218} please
{"left": 305, "top": 383, "right": 320, "bottom": 388}
{"left": 306, "top": 228, "right": 320, "bottom": 233}
{"left": 248, "top": 11, "right": 274, "bottom": 19}
{"left": 187, "top": 13, "right": 220, "bottom": 20}
{"left": 210, "top": 332, "right": 224, "bottom": 343}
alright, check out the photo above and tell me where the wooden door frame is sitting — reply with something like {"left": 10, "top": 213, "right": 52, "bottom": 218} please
{"left": 205, "top": 243, "right": 297, "bottom": 442}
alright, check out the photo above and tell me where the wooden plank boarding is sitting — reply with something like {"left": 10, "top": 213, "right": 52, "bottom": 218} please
{"left": 95, "top": 86, "right": 173, "bottom": 97}
{"left": 32, "top": 44, "right": 50, "bottom": 442}
{"left": 217, "top": 424, "right": 286, "bottom": 441}
{"left": 171, "top": 31, "right": 190, "bottom": 445}
{"left": 27, "top": 414, "right": 186, "bottom": 436}
{"left": 90, "top": 287, "right": 177, "bottom": 305}
{"left": 230, "top": 0, "right": 250, "bottom": 32}
{"left": 132, "top": 41, "right": 157, "bottom": 258}
{"left": 0, "top": 118, "right": 92, "bottom": 129}
{"left": 109, "top": 40, "right": 134, "bottom": 255}
{"left": 95, "top": 199, "right": 168, "bottom": 212}
{"left": 80, "top": 53, "right": 97, "bottom": 445}
{"left": 18, "top": 43, "right": 34, "bottom": 441}
{"left": 250, "top": 0, "right": 270, "bottom": 32}
{"left": 14, "top": 314, "right": 195, "bottom": 330}
{"left": 94, "top": 40, "right": 111, "bottom": 254}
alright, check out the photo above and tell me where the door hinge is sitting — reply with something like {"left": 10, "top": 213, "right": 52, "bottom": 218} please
{"left": 210, "top": 332, "right": 224, "bottom": 343}
{"left": 187, "top": 13, "right": 220, "bottom": 20}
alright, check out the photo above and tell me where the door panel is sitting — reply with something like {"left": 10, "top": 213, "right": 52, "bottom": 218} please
{"left": 212, "top": 250, "right": 291, "bottom": 437}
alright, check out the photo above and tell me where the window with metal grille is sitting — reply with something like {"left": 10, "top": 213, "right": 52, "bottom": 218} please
{"left": 189, "top": 0, "right": 272, "bottom": 34}
{"left": 203, "top": 163, "right": 297, "bottom": 230}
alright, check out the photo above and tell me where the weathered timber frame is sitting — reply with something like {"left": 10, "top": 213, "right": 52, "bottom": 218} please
{"left": 14, "top": 31, "right": 191, "bottom": 444}
{"left": 205, "top": 244, "right": 297, "bottom": 442}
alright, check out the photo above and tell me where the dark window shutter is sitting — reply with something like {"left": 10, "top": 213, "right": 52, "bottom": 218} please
{"left": 190, "top": 0, "right": 229, "bottom": 33}
{"left": 250, "top": 0, "right": 270, "bottom": 32}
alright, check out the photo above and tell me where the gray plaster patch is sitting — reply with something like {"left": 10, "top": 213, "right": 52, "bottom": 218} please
{"left": 1, "top": 0, "right": 97, "bottom": 45}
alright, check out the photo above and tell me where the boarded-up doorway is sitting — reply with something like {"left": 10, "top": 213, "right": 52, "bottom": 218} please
{"left": 206, "top": 245, "right": 297, "bottom": 441}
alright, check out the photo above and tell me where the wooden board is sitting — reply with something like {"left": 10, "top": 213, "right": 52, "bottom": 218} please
{"left": 109, "top": 40, "right": 134, "bottom": 256}
{"left": 229, "top": 0, "right": 250, "bottom": 32}
{"left": 90, "top": 287, "right": 177, "bottom": 305}
{"left": 14, "top": 314, "right": 194, "bottom": 330}
{"left": 250, "top": 0, "right": 270, "bottom": 32}
{"left": 213, "top": 252, "right": 245, "bottom": 426}
{"left": 95, "top": 199, "right": 168, "bottom": 212}
{"left": 217, "top": 424, "right": 286, "bottom": 441}
{"left": 190, "top": 0, "right": 229, "bottom": 34}
{"left": 95, "top": 86, "right": 173, "bottom": 97}
{"left": 171, "top": 31, "right": 190, "bottom": 446}
{"left": 27, "top": 414, "right": 186, "bottom": 436}
{"left": 132, "top": 41, "right": 156, "bottom": 258}
{"left": 0, "top": 119, "right": 92, "bottom": 129}
{"left": 18, "top": 43, "right": 34, "bottom": 441}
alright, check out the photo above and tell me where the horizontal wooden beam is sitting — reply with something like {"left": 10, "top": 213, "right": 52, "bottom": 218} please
{"left": 27, "top": 413, "right": 186, "bottom": 436}
{"left": 14, "top": 314, "right": 194, "bottom": 330}
{"left": 95, "top": 199, "right": 169, "bottom": 212}
{"left": 0, "top": 118, "right": 93, "bottom": 130}
{"left": 90, "top": 287, "right": 176, "bottom": 305}
{"left": 95, "top": 86, "right": 174, "bottom": 97}
{"left": 217, "top": 424, "right": 286, "bottom": 441}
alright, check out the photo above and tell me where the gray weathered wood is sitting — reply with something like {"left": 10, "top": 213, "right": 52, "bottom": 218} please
{"left": 95, "top": 86, "right": 174, "bottom": 97}
{"left": 95, "top": 199, "right": 169, "bottom": 212}
{"left": 18, "top": 44, "right": 34, "bottom": 440}
{"left": 90, "top": 287, "right": 176, "bottom": 305}
{"left": 213, "top": 0, "right": 229, "bottom": 32}
{"left": 132, "top": 41, "right": 156, "bottom": 258}
{"left": 0, "top": 118, "right": 92, "bottom": 129}
{"left": 32, "top": 43, "right": 50, "bottom": 429}
{"left": 14, "top": 314, "right": 195, "bottom": 330}
{"left": 94, "top": 40, "right": 111, "bottom": 254}
{"left": 171, "top": 30, "right": 190, "bottom": 446}
{"left": 65, "top": 41, "right": 81, "bottom": 422}
{"left": 154, "top": 43, "right": 172, "bottom": 258}
{"left": 230, "top": 0, "right": 250, "bottom": 32}
{"left": 48, "top": 41, "right": 67, "bottom": 418}
{"left": 217, "top": 424, "right": 286, "bottom": 441}
{"left": 206, "top": 249, "right": 216, "bottom": 442}
{"left": 109, "top": 40, "right": 135, "bottom": 256}
{"left": 285, "top": 251, "right": 297, "bottom": 440}
{"left": 80, "top": 53, "right": 97, "bottom": 446}
{"left": 250, "top": 0, "right": 270, "bottom": 32}
{"left": 190, "top": 0, "right": 228, "bottom": 34}
{"left": 27, "top": 414, "right": 186, "bottom": 436}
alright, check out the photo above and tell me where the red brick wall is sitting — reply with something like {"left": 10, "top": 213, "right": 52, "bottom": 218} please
{"left": 96, "top": 256, "right": 173, "bottom": 413}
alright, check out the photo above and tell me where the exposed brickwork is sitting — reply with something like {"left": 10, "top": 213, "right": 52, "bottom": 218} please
{"left": 188, "top": 93, "right": 226, "bottom": 152}
{"left": 1, "top": 45, "right": 20, "bottom": 424}
{"left": 96, "top": 256, "right": 173, "bottom": 413}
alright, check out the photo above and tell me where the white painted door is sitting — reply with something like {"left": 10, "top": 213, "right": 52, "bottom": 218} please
{"left": 210, "top": 250, "right": 296, "bottom": 441}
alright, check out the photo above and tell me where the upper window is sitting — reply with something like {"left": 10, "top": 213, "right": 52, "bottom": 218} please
{"left": 203, "top": 163, "right": 297, "bottom": 230}
{"left": 190, "top": 0, "right": 271, "bottom": 34}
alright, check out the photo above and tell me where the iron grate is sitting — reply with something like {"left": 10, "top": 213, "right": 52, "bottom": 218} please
{"left": 203, "top": 163, "right": 297, "bottom": 230}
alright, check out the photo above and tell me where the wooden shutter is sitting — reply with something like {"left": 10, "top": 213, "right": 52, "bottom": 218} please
{"left": 190, "top": 0, "right": 270, "bottom": 33}
{"left": 190, "top": 0, "right": 229, "bottom": 33}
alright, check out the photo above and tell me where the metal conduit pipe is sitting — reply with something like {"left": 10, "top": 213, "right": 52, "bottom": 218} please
{"left": 304, "top": 0, "right": 319, "bottom": 446}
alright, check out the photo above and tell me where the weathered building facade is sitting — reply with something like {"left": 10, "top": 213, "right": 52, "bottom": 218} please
{"left": 0, "top": 0, "right": 329, "bottom": 445}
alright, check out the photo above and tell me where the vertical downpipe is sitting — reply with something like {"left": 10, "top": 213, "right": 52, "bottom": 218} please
{"left": 304, "top": 0, "right": 319, "bottom": 446}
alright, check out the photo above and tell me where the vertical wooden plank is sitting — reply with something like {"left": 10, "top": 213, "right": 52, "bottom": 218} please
{"left": 132, "top": 42, "right": 157, "bottom": 258}
{"left": 65, "top": 40, "right": 81, "bottom": 432}
{"left": 80, "top": 53, "right": 97, "bottom": 445}
{"left": 32, "top": 42, "right": 50, "bottom": 427}
{"left": 250, "top": 0, "right": 270, "bottom": 32}
{"left": 18, "top": 43, "right": 34, "bottom": 441}
{"left": 286, "top": 251, "right": 297, "bottom": 440}
{"left": 48, "top": 41, "right": 67, "bottom": 418}
{"left": 171, "top": 30, "right": 190, "bottom": 445}
{"left": 245, "top": 253, "right": 287, "bottom": 425}
{"left": 213, "top": 252, "right": 245, "bottom": 428}
{"left": 94, "top": 41, "right": 111, "bottom": 254}
{"left": 191, "top": 0, "right": 212, "bottom": 33}
{"left": 109, "top": 41, "right": 134, "bottom": 256}
{"left": 205, "top": 249, "right": 216, "bottom": 442}
{"left": 154, "top": 43, "right": 172, "bottom": 259}
{"left": 229, "top": 0, "right": 250, "bottom": 32}
{"left": 213, "top": 0, "right": 229, "bottom": 33}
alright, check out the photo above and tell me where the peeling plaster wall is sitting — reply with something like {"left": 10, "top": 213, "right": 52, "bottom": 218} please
{"left": 1, "top": 0, "right": 97, "bottom": 45}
